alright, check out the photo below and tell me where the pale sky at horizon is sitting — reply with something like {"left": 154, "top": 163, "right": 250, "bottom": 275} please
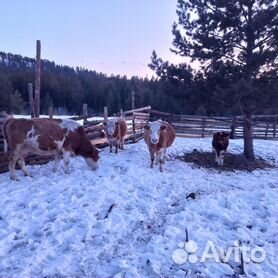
{"left": 0, "top": 0, "right": 185, "bottom": 78}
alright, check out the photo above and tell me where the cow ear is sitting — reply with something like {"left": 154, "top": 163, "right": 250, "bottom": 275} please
{"left": 144, "top": 124, "right": 150, "bottom": 130}
{"left": 160, "top": 125, "right": 167, "bottom": 130}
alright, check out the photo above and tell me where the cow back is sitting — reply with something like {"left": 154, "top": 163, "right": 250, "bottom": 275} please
{"left": 118, "top": 118, "right": 127, "bottom": 138}
{"left": 4, "top": 118, "right": 65, "bottom": 152}
{"left": 163, "top": 122, "right": 176, "bottom": 148}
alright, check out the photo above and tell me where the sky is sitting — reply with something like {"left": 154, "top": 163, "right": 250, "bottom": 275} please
{"left": 0, "top": 0, "right": 184, "bottom": 78}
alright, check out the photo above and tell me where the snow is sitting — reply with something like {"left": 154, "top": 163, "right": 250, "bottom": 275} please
{"left": 0, "top": 137, "right": 277, "bottom": 277}
{"left": 13, "top": 115, "right": 74, "bottom": 119}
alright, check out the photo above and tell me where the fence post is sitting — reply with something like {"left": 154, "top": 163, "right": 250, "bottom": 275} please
{"left": 28, "top": 83, "right": 34, "bottom": 118}
{"left": 273, "top": 116, "right": 277, "bottom": 138}
{"left": 131, "top": 91, "right": 135, "bottom": 110}
{"left": 83, "top": 103, "right": 88, "bottom": 124}
{"left": 120, "top": 109, "right": 123, "bottom": 117}
{"left": 201, "top": 117, "right": 206, "bottom": 138}
{"left": 132, "top": 113, "right": 136, "bottom": 143}
{"left": 34, "top": 40, "right": 41, "bottom": 118}
{"left": 104, "top": 106, "right": 108, "bottom": 122}
{"left": 264, "top": 122, "right": 269, "bottom": 139}
{"left": 230, "top": 117, "right": 237, "bottom": 139}
{"left": 48, "top": 106, "right": 53, "bottom": 119}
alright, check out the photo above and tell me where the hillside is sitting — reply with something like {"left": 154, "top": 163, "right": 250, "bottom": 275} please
{"left": 1, "top": 51, "right": 277, "bottom": 117}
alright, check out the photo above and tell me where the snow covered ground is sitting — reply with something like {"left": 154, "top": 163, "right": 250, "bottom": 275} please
{"left": 13, "top": 115, "right": 74, "bottom": 119}
{"left": 0, "top": 138, "right": 277, "bottom": 278}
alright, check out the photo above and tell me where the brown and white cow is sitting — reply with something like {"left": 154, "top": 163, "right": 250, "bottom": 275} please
{"left": 212, "top": 131, "right": 230, "bottom": 166}
{"left": 3, "top": 118, "right": 100, "bottom": 180}
{"left": 144, "top": 120, "right": 176, "bottom": 172}
{"left": 104, "top": 118, "right": 127, "bottom": 153}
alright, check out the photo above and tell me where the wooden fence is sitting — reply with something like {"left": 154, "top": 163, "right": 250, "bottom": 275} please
{"left": 0, "top": 106, "right": 277, "bottom": 173}
{"left": 0, "top": 106, "right": 151, "bottom": 173}
{"left": 83, "top": 106, "right": 151, "bottom": 147}
{"left": 168, "top": 114, "right": 278, "bottom": 139}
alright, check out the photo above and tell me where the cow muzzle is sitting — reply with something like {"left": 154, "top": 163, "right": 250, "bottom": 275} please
{"left": 86, "top": 158, "right": 99, "bottom": 170}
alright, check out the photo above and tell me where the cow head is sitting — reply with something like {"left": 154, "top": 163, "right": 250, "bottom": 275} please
{"left": 104, "top": 120, "right": 118, "bottom": 138}
{"left": 85, "top": 148, "right": 100, "bottom": 170}
{"left": 214, "top": 132, "right": 230, "bottom": 148}
{"left": 144, "top": 121, "right": 166, "bottom": 144}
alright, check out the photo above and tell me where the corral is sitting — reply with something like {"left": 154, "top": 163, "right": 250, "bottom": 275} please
{"left": 0, "top": 106, "right": 277, "bottom": 173}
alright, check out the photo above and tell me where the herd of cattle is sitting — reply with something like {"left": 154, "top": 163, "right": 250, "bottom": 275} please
{"left": 2, "top": 117, "right": 230, "bottom": 180}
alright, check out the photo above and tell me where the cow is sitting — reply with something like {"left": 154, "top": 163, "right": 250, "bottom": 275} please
{"left": 2, "top": 118, "right": 100, "bottom": 180}
{"left": 212, "top": 131, "right": 230, "bottom": 166}
{"left": 104, "top": 118, "right": 127, "bottom": 153}
{"left": 144, "top": 120, "right": 176, "bottom": 172}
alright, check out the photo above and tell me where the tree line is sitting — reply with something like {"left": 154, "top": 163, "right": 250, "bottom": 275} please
{"left": 2, "top": 51, "right": 201, "bottom": 116}
{"left": 0, "top": 44, "right": 276, "bottom": 117}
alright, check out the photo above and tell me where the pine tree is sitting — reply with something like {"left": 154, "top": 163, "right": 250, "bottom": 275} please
{"left": 152, "top": 0, "right": 278, "bottom": 160}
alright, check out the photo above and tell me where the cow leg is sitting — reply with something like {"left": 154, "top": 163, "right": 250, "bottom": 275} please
{"left": 120, "top": 138, "right": 124, "bottom": 150}
{"left": 214, "top": 149, "right": 219, "bottom": 165}
{"left": 115, "top": 141, "right": 119, "bottom": 153}
{"left": 18, "top": 158, "right": 32, "bottom": 177}
{"left": 155, "top": 153, "right": 159, "bottom": 165}
{"left": 219, "top": 150, "right": 225, "bottom": 166}
{"left": 109, "top": 142, "right": 113, "bottom": 153}
{"left": 158, "top": 148, "right": 166, "bottom": 172}
{"left": 53, "top": 153, "right": 60, "bottom": 172}
{"left": 162, "top": 149, "right": 167, "bottom": 164}
{"left": 9, "top": 154, "right": 19, "bottom": 181}
{"left": 149, "top": 148, "right": 155, "bottom": 168}
{"left": 63, "top": 151, "right": 71, "bottom": 174}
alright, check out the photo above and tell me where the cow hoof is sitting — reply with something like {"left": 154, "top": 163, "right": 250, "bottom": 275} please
{"left": 11, "top": 176, "right": 19, "bottom": 181}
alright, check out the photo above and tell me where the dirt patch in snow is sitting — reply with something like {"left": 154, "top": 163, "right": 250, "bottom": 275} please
{"left": 176, "top": 149, "right": 275, "bottom": 172}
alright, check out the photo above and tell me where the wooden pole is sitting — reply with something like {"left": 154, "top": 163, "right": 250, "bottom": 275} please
{"left": 104, "top": 106, "right": 108, "bottom": 122}
{"left": 48, "top": 106, "right": 53, "bottom": 119}
{"left": 273, "top": 116, "right": 277, "bottom": 138}
{"left": 230, "top": 117, "right": 237, "bottom": 139}
{"left": 83, "top": 103, "right": 88, "bottom": 123}
{"left": 131, "top": 90, "right": 135, "bottom": 110}
{"left": 132, "top": 114, "right": 136, "bottom": 143}
{"left": 28, "top": 83, "right": 34, "bottom": 118}
{"left": 34, "top": 40, "right": 41, "bottom": 118}
{"left": 264, "top": 122, "right": 269, "bottom": 139}
{"left": 120, "top": 109, "right": 123, "bottom": 117}
{"left": 201, "top": 117, "right": 206, "bottom": 138}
